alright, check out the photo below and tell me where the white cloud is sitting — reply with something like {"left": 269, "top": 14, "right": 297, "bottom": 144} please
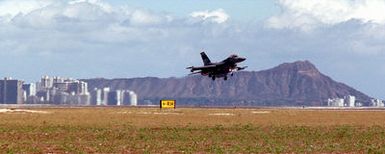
{"left": 190, "top": 9, "right": 229, "bottom": 23}
{"left": 0, "top": 0, "right": 53, "bottom": 22}
{"left": 68, "top": 0, "right": 112, "bottom": 12}
{"left": 267, "top": 0, "right": 385, "bottom": 30}
{"left": 0, "top": 0, "right": 233, "bottom": 56}
{"left": 128, "top": 9, "right": 172, "bottom": 26}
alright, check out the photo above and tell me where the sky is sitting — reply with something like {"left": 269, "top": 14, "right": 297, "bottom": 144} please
{"left": 0, "top": 0, "right": 385, "bottom": 99}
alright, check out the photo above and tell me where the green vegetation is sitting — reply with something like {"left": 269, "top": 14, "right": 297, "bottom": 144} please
{"left": 0, "top": 108, "right": 384, "bottom": 153}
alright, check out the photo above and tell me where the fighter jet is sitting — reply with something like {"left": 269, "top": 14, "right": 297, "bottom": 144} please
{"left": 186, "top": 52, "right": 247, "bottom": 80}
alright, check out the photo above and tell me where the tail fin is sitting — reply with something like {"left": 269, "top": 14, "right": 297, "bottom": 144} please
{"left": 200, "top": 52, "right": 211, "bottom": 66}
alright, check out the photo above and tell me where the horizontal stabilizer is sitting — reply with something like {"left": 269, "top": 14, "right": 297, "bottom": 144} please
{"left": 188, "top": 71, "right": 202, "bottom": 75}
{"left": 237, "top": 66, "right": 248, "bottom": 71}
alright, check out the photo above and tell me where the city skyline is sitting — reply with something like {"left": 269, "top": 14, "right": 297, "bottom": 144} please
{"left": 0, "top": 75, "right": 138, "bottom": 106}
{"left": 1, "top": 73, "right": 383, "bottom": 107}
{"left": 1, "top": 0, "right": 385, "bottom": 99}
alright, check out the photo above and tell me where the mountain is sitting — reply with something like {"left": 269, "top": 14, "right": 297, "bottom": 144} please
{"left": 82, "top": 61, "right": 371, "bottom": 106}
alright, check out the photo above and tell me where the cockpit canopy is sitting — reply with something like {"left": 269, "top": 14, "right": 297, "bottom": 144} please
{"left": 229, "top": 54, "right": 238, "bottom": 58}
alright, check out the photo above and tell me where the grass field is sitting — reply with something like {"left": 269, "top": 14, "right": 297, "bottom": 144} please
{"left": 0, "top": 107, "right": 385, "bottom": 153}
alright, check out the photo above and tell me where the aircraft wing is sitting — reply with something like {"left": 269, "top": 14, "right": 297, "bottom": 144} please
{"left": 186, "top": 64, "right": 218, "bottom": 71}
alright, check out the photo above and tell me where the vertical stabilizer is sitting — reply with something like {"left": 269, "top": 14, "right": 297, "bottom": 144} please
{"left": 200, "top": 52, "right": 211, "bottom": 66}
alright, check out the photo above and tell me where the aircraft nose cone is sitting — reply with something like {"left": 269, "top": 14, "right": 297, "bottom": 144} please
{"left": 239, "top": 57, "right": 246, "bottom": 62}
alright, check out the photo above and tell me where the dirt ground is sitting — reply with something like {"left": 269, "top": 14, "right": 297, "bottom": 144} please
{"left": 0, "top": 107, "right": 384, "bottom": 153}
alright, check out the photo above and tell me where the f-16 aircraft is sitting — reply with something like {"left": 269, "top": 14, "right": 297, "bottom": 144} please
{"left": 186, "top": 52, "right": 247, "bottom": 80}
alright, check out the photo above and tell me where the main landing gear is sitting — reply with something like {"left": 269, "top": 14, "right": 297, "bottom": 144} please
{"left": 224, "top": 76, "right": 228, "bottom": 80}
{"left": 212, "top": 76, "right": 216, "bottom": 80}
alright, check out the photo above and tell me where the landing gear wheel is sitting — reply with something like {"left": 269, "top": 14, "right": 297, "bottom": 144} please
{"left": 212, "top": 76, "right": 216, "bottom": 80}
{"left": 224, "top": 76, "right": 228, "bottom": 80}
{"left": 231, "top": 73, "right": 234, "bottom": 76}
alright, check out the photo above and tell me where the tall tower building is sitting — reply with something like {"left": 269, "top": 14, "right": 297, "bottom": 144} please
{"left": 0, "top": 78, "right": 24, "bottom": 104}
{"left": 102, "top": 87, "right": 110, "bottom": 105}
{"left": 108, "top": 90, "right": 120, "bottom": 105}
{"left": 22, "top": 83, "right": 36, "bottom": 97}
{"left": 40, "top": 76, "right": 53, "bottom": 89}
{"left": 344, "top": 95, "right": 356, "bottom": 107}
{"left": 90, "top": 88, "right": 102, "bottom": 105}
{"left": 80, "top": 81, "right": 88, "bottom": 95}
{"left": 53, "top": 76, "right": 64, "bottom": 84}
{"left": 123, "top": 91, "right": 138, "bottom": 106}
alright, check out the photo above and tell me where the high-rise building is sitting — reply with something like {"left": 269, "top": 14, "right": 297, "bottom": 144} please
{"left": 371, "top": 99, "right": 384, "bottom": 107}
{"left": 108, "top": 90, "right": 123, "bottom": 105}
{"left": 80, "top": 81, "right": 88, "bottom": 95}
{"left": 90, "top": 88, "right": 102, "bottom": 105}
{"left": 23, "top": 83, "right": 37, "bottom": 103}
{"left": 32, "top": 76, "right": 91, "bottom": 105}
{"left": 327, "top": 98, "right": 344, "bottom": 107}
{"left": 40, "top": 76, "right": 53, "bottom": 89}
{"left": 67, "top": 81, "right": 89, "bottom": 95}
{"left": 0, "top": 78, "right": 24, "bottom": 104}
{"left": 106, "top": 90, "right": 138, "bottom": 106}
{"left": 53, "top": 82, "right": 69, "bottom": 92}
{"left": 102, "top": 87, "right": 110, "bottom": 105}
{"left": 36, "top": 90, "right": 51, "bottom": 103}
{"left": 344, "top": 95, "right": 356, "bottom": 107}
{"left": 22, "top": 83, "right": 36, "bottom": 97}
{"left": 53, "top": 76, "right": 64, "bottom": 84}
{"left": 129, "top": 91, "right": 137, "bottom": 106}
{"left": 123, "top": 91, "right": 138, "bottom": 106}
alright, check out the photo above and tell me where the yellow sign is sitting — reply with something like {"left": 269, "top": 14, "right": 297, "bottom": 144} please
{"left": 160, "top": 100, "right": 176, "bottom": 109}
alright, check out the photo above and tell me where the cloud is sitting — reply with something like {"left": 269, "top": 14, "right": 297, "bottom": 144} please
{"left": 267, "top": 0, "right": 385, "bottom": 30}
{"left": 0, "top": 0, "right": 51, "bottom": 15}
{"left": 260, "top": 0, "right": 385, "bottom": 98}
{"left": 0, "top": 1, "right": 233, "bottom": 56}
{"left": 0, "top": 0, "right": 233, "bottom": 79}
{"left": 190, "top": 9, "right": 229, "bottom": 23}
{"left": 125, "top": 9, "right": 173, "bottom": 26}
{"left": 0, "top": 0, "right": 53, "bottom": 22}
{"left": 262, "top": 0, "right": 385, "bottom": 55}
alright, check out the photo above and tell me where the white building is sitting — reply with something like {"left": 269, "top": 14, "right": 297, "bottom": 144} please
{"left": 80, "top": 81, "right": 88, "bottom": 95}
{"left": 94, "top": 88, "right": 102, "bottom": 105}
{"left": 102, "top": 87, "right": 110, "bottom": 105}
{"left": 90, "top": 88, "right": 138, "bottom": 106}
{"left": 344, "top": 95, "right": 356, "bottom": 107}
{"left": 371, "top": 99, "right": 384, "bottom": 107}
{"left": 327, "top": 98, "right": 344, "bottom": 107}
{"left": 40, "top": 75, "right": 53, "bottom": 89}
{"left": 109, "top": 90, "right": 138, "bottom": 106}
{"left": 127, "top": 91, "right": 138, "bottom": 106}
